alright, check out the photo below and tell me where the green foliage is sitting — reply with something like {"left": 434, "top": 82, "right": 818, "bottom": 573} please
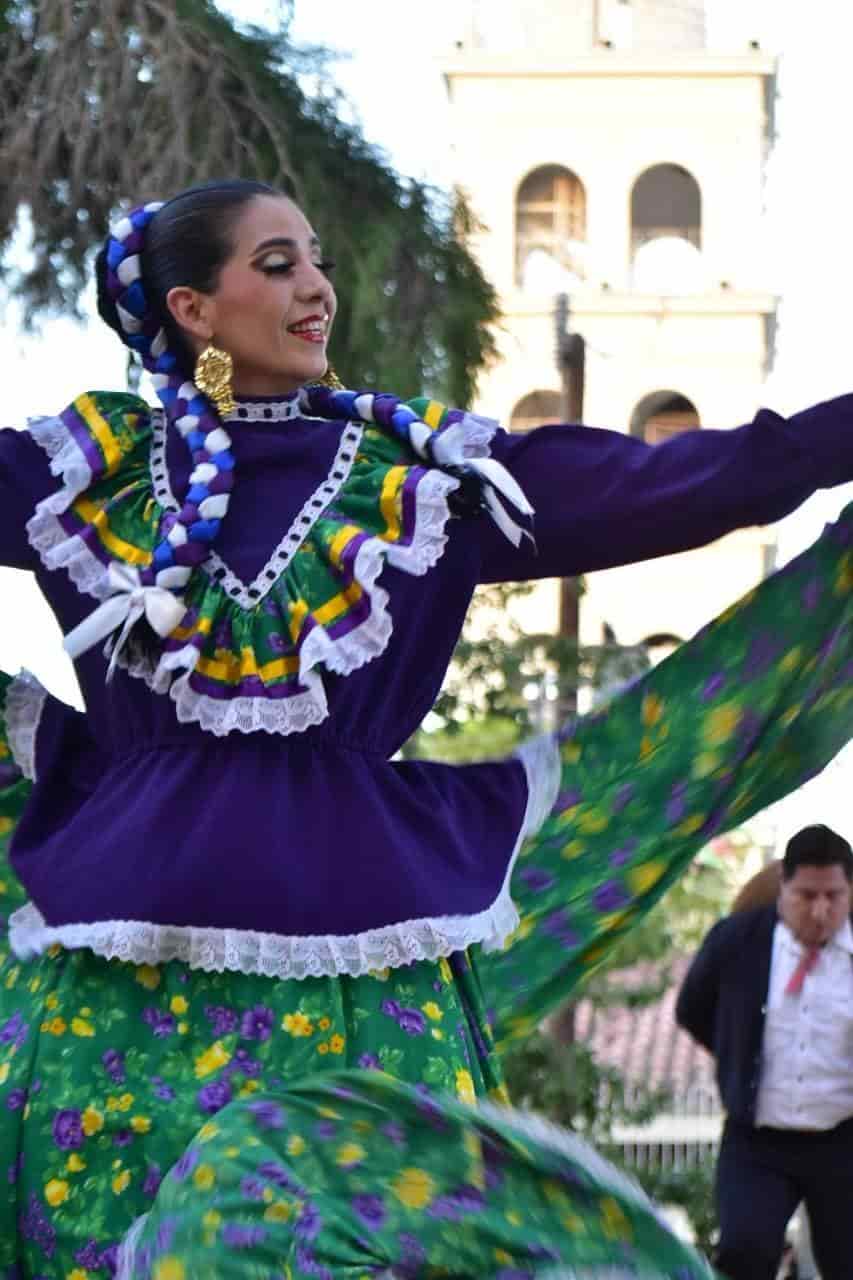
{"left": 0, "top": 0, "right": 498, "bottom": 404}
{"left": 634, "top": 1164, "right": 718, "bottom": 1259}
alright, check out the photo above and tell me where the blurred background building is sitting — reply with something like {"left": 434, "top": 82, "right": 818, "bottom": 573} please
{"left": 443, "top": 0, "right": 778, "bottom": 653}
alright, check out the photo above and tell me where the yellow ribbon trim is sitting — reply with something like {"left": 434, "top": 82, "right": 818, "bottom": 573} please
{"left": 76, "top": 393, "right": 124, "bottom": 477}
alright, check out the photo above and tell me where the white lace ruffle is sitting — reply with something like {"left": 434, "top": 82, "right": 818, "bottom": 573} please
{"left": 28, "top": 406, "right": 467, "bottom": 738}
{"left": 114, "top": 464, "right": 460, "bottom": 737}
{"left": 4, "top": 670, "right": 48, "bottom": 782}
{"left": 9, "top": 871, "right": 521, "bottom": 977}
{"left": 25, "top": 414, "right": 114, "bottom": 602}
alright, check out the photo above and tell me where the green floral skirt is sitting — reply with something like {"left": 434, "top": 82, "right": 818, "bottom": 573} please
{"left": 0, "top": 501, "right": 850, "bottom": 1277}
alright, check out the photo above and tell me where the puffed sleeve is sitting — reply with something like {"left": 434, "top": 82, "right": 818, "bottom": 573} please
{"left": 479, "top": 395, "right": 853, "bottom": 582}
{"left": 0, "top": 427, "right": 56, "bottom": 570}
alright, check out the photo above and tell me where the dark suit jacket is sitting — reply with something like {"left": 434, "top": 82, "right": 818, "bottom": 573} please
{"left": 676, "top": 904, "right": 776, "bottom": 1126}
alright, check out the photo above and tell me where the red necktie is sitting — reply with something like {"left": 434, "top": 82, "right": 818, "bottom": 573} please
{"left": 785, "top": 946, "right": 821, "bottom": 996}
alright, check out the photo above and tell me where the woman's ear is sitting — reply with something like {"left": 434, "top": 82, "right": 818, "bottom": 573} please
{"left": 165, "top": 286, "right": 214, "bottom": 346}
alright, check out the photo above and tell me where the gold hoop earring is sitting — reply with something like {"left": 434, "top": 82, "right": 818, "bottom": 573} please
{"left": 194, "top": 344, "right": 236, "bottom": 417}
{"left": 316, "top": 365, "right": 344, "bottom": 391}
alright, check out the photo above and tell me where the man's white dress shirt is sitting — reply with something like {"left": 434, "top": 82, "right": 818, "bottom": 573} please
{"left": 756, "top": 917, "right": 853, "bottom": 1130}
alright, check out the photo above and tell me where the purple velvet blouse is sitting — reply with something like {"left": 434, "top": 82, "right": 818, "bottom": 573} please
{"left": 1, "top": 393, "right": 851, "bottom": 974}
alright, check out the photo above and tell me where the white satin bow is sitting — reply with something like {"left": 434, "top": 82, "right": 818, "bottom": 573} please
{"left": 64, "top": 563, "right": 187, "bottom": 679}
{"left": 431, "top": 416, "right": 535, "bottom": 547}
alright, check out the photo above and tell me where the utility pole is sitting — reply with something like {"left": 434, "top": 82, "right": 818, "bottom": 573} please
{"left": 554, "top": 292, "right": 586, "bottom": 715}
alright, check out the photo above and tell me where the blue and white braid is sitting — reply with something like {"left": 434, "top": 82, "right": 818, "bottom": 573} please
{"left": 104, "top": 202, "right": 235, "bottom": 591}
{"left": 63, "top": 201, "right": 238, "bottom": 673}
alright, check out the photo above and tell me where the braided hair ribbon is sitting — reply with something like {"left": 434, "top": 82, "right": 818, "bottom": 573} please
{"left": 65, "top": 203, "right": 238, "bottom": 673}
{"left": 300, "top": 386, "right": 534, "bottom": 547}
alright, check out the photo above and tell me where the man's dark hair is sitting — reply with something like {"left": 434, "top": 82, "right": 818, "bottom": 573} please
{"left": 782, "top": 824, "right": 853, "bottom": 882}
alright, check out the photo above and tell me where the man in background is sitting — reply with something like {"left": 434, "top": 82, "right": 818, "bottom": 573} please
{"left": 676, "top": 824, "right": 853, "bottom": 1280}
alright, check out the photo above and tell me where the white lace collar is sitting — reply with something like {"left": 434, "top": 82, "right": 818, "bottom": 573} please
{"left": 225, "top": 395, "right": 303, "bottom": 423}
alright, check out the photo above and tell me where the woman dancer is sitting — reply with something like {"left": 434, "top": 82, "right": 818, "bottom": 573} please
{"left": 0, "top": 179, "right": 850, "bottom": 1275}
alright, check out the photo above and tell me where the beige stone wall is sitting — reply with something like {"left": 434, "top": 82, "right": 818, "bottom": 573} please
{"left": 444, "top": 39, "right": 777, "bottom": 652}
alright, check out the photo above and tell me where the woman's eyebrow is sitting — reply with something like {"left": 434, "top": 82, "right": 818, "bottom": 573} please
{"left": 251, "top": 235, "right": 322, "bottom": 255}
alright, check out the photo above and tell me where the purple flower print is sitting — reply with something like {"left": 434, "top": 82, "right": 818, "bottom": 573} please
{"left": 240, "top": 1175, "right": 268, "bottom": 1201}
{"left": 593, "top": 879, "right": 630, "bottom": 914}
{"left": 113, "top": 1128, "right": 134, "bottom": 1148}
{"left": 142, "top": 1007, "right": 175, "bottom": 1038}
{"left": 357, "top": 1052, "right": 381, "bottom": 1070}
{"left": 380, "top": 999, "right": 401, "bottom": 1019}
{"left": 99, "top": 1243, "right": 120, "bottom": 1275}
{"left": 351, "top": 1193, "right": 386, "bottom": 1230}
{"left": 742, "top": 631, "right": 783, "bottom": 680}
{"left": 74, "top": 1240, "right": 101, "bottom": 1268}
{"left": 20, "top": 1192, "right": 56, "bottom": 1257}
{"left": 295, "top": 1201, "right": 322, "bottom": 1242}
{"left": 701, "top": 672, "right": 726, "bottom": 702}
{"left": 609, "top": 839, "right": 638, "bottom": 868}
{"left": 258, "top": 1160, "right": 298, "bottom": 1192}
{"left": 542, "top": 910, "right": 580, "bottom": 949}
{"left": 197, "top": 1080, "right": 233, "bottom": 1115}
{"left": 556, "top": 786, "right": 582, "bottom": 811}
{"left": 204, "top": 1004, "right": 238, "bottom": 1036}
{"left": 223, "top": 1223, "right": 267, "bottom": 1248}
{"left": 518, "top": 865, "right": 555, "bottom": 893}
{"left": 380, "top": 1120, "right": 405, "bottom": 1146}
{"left": 247, "top": 1099, "right": 284, "bottom": 1130}
{"left": 268, "top": 632, "right": 288, "bottom": 654}
{"left": 52, "top": 1108, "right": 84, "bottom": 1150}
{"left": 397, "top": 1007, "right": 427, "bottom": 1036}
{"left": 143, "top": 1164, "right": 162, "bottom": 1197}
{"left": 6, "top": 1088, "right": 27, "bottom": 1111}
{"left": 612, "top": 781, "right": 636, "bottom": 813}
{"left": 171, "top": 1147, "right": 200, "bottom": 1183}
{"left": 0, "top": 1011, "right": 27, "bottom": 1049}
{"left": 666, "top": 781, "right": 689, "bottom": 825}
{"left": 802, "top": 578, "right": 822, "bottom": 611}
{"left": 152, "top": 1077, "right": 175, "bottom": 1102}
{"left": 101, "top": 1048, "right": 126, "bottom": 1084}
{"left": 240, "top": 1004, "right": 274, "bottom": 1042}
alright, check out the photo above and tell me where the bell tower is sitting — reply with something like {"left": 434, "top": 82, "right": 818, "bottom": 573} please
{"left": 443, "top": 1, "right": 777, "bottom": 649}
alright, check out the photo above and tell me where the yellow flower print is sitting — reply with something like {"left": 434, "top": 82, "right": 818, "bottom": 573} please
{"left": 193, "top": 1164, "right": 216, "bottom": 1191}
{"left": 135, "top": 964, "right": 161, "bottom": 990}
{"left": 286, "top": 1134, "right": 306, "bottom": 1157}
{"left": 264, "top": 1201, "right": 292, "bottom": 1223}
{"left": 170, "top": 995, "right": 188, "bottom": 1015}
{"left": 68, "top": 1270, "right": 89, "bottom": 1280}
{"left": 282, "top": 1012, "right": 314, "bottom": 1038}
{"left": 628, "top": 861, "right": 665, "bottom": 896}
{"left": 392, "top": 1166, "right": 435, "bottom": 1209}
{"left": 45, "top": 993, "right": 59, "bottom": 1010}
{"left": 194, "top": 1042, "right": 231, "bottom": 1079}
{"left": 421, "top": 1002, "right": 443, "bottom": 1022}
{"left": 239, "top": 1080, "right": 260, "bottom": 1097}
{"left": 335, "top": 1142, "right": 366, "bottom": 1167}
{"left": 577, "top": 807, "right": 609, "bottom": 834}
{"left": 317, "top": 1042, "right": 329, "bottom": 1055}
{"left": 82, "top": 1106, "right": 104, "bottom": 1136}
{"left": 5, "top": 965, "right": 19, "bottom": 988}
{"left": 561, "top": 839, "right": 584, "bottom": 860}
{"left": 112, "top": 1169, "right": 131, "bottom": 1194}
{"left": 600, "top": 1196, "right": 632, "bottom": 1240}
{"left": 71, "top": 1017, "right": 95, "bottom": 1037}
{"left": 28, "top": 976, "right": 41, "bottom": 993}
{"left": 106, "top": 1093, "right": 134, "bottom": 1113}
{"left": 438, "top": 958, "right": 453, "bottom": 984}
{"left": 44, "top": 1178, "right": 69, "bottom": 1207}
{"left": 153, "top": 1261, "right": 186, "bottom": 1280}
{"left": 641, "top": 693, "right": 665, "bottom": 727}
{"left": 455, "top": 1069, "right": 476, "bottom": 1105}
{"left": 197, "top": 1121, "right": 220, "bottom": 1143}
{"left": 178, "top": 1021, "right": 189, "bottom": 1035}
{"left": 130, "top": 1115, "right": 151, "bottom": 1134}
{"left": 42, "top": 1016, "right": 66, "bottom": 1036}
{"left": 66, "top": 1153, "right": 87, "bottom": 1173}
{"left": 328, "top": 1034, "right": 345, "bottom": 1055}
{"left": 676, "top": 814, "right": 706, "bottom": 837}
{"left": 0, "top": 818, "right": 10, "bottom": 838}
{"left": 81, "top": 1105, "right": 103, "bottom": 1136}
{"left": 318, "top": 1016, "right": 331, "bottom": 1031}
{"left": 202, "top": 1210, "right": 221, "bottom": 1228}
{"left": 0, "top": 1063, "right": 8, "bottom": 1085}
{"left": 704, "top": 702, "right": 741, "bottom": 745}
{"left": 431, "top": 1028, "right": 444, "bottom": 1041}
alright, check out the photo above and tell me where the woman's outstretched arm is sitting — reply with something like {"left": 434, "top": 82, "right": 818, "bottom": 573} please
{"left": 479, "top": 396, "right": 853, "bottom": 581}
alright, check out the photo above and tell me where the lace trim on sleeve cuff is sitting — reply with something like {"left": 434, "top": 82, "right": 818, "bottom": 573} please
{"left": 5, "top": 671, "right": 48, "bottom": 782}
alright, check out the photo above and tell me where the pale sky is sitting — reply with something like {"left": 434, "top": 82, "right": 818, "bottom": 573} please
{"left": 0, "top": 0, "right": 850, "bottom": 841}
